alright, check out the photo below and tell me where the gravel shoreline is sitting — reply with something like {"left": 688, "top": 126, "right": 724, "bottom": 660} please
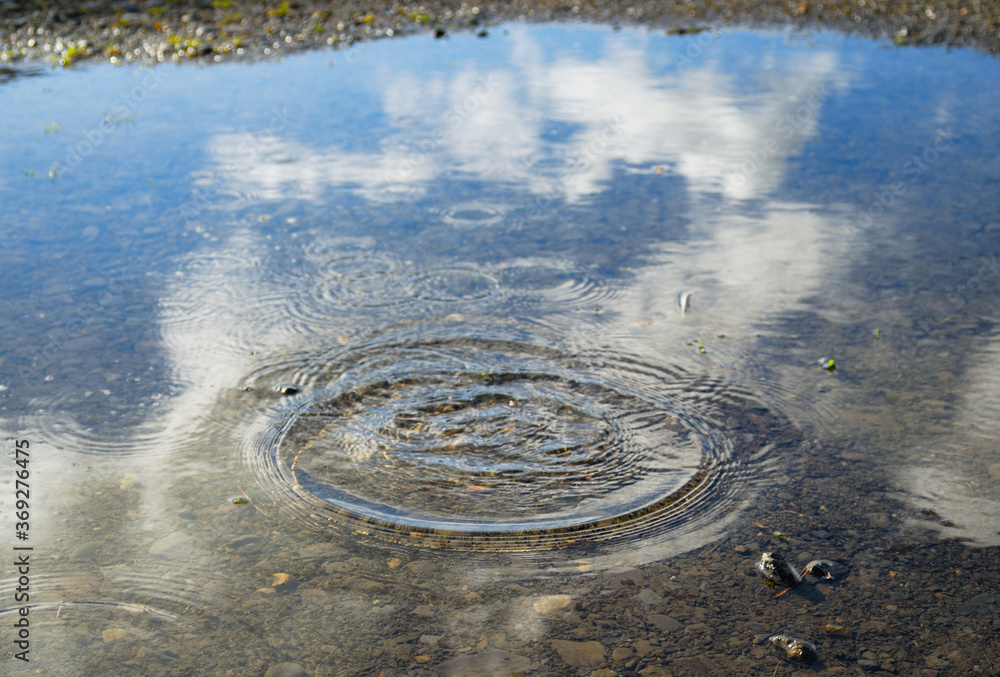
{"left": 2, "top": 0, "right": 999, "bottom": 69}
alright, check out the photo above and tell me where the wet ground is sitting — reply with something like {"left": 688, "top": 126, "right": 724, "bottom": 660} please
{"left": 2, "top": 17, "right": 1000, "bottom": 677}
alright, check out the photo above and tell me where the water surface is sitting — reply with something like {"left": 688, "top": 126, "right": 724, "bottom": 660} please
{"left": 2, "top": 24, "right": 999, "bottom": 675}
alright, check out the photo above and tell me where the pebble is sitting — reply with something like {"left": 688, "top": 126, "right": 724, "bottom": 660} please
{"left": 634, "top": 588, "right": 663, "bottom": 606}
{"left": 649, "top": 614, "right": 681, "bottom": 633}
{"left": 432, "top": 648, "right": 532, "bottom": 676}
{"left": 611, "top": 647, "right": 633, "bottom": 661}
{"left": 264, "top": 663, "right": 307, "bottom": 677}
{"left": 551, "top": 639, "right": 606, "bottom": 668}
{"left": 533, "top": 594, "right": 572, "bottom": 613}
{"left": 633, "top": 639, "right": 654, "bottom": 656}
{"left": 673, "top": 655, "right": 723, "bottom": 674}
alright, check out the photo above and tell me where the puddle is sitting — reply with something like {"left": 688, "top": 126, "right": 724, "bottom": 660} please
{"left": 1, "top": 23, "right": 999, "bottom": 675}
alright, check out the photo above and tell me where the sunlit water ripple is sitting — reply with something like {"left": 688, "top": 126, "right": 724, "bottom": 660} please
{"left": 237, "top": 320, "right": 791, "bottom": 556}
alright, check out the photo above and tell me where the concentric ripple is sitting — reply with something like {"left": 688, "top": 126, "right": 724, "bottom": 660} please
{"left": 437, "top": 202, "right": 507, "bottom": 229}
{"left": 405, "top": 268, "right": 500, "bottom": 302}
{"left": 244, "top": 327, "right": 780, "bottom": 552}
{"left": 512, "top": 148, "right": 590, "bottom": 178}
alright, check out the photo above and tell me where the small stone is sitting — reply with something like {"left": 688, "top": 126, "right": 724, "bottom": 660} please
{"left": 412, "top": 604, "right": 436, "bottom": 618}
{"left": 674, "top": 655, "right": 723, "bottom": 674}
{"left": 299, "top": 543, "right": 348, "bottom": 559}
{"left": 650, "top": 614, "right": 681, "bottom": 633}
{"left": 387, "top": 557, "right": 402, "bottom": 569}
{"left": 638, "top": 667, "right": 671, "bottom": 677}
{"left": 859, "top": 620, "right": 888, "bottom": 632}
{"left": 264, "top": 663, "right": 307, "bottom": 677}
{"left": 551, "top": 639, "right": 606, "bottom": 668}
{"left": 102, "top": 628, "right": 127, "bottom": 641}
{"left": 634, "top": 588, "right": 663, "bottom": 606}
{"left": 590, "top": 670, "right": 616, "bottom": 677}
{"left": 957, "top": 593, "right": 999, "bottom": 614}
{"left": 420, "top": 634, "right": 442, "bottom": 646}
{"left": 414, "top": 655, "right": 432, "bottom": 663}
{"left": 611, "top": 647, "right": 633, "bottom": 662}
{"left": 271, "top": 573, "right": 290, "bottom": 587}
{"left": 433, "top": 648, "right": 532, "bottom": 676}
{"left": 633, "top": 639, "right": 654, "bottom": 656}
{"left": 533, "top": 594, "right": 572, "bottom": 613}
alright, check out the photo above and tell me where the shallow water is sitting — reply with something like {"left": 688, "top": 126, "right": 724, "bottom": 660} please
{"left": 2, "top": 23, "right": 999, "bottom": 675}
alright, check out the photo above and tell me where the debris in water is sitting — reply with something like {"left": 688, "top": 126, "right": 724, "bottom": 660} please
{"left": 769, "top": 635, "right": 817, "bottom": 661}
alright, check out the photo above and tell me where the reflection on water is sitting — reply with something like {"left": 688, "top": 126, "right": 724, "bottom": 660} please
{"left": 1, "top": 23, "right": 999, "bottom": 675}
{"left": 208, "top": 31, "right": 846, "bottom": 204}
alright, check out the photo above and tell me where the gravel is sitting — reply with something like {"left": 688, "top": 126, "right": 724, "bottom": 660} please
{"left": 2, "top": 0, "right": 999, "bottom": 69}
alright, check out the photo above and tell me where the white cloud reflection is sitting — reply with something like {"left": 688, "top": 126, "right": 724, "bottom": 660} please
{"left": 899, "top": 339, "right": 1000, "bottom": 546}
{"left": 208, "top": 27, "right": 847, "bottom": 205}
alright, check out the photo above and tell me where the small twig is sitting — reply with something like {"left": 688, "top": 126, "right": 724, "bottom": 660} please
{"left": 353, "top": 571, "right": 432, "bottom": 593}
{"left": 236, "top": 483, "right": 270, "bottom": 517}
{"left": 968, "top": 571, "right": 980, "bottom": 587}
{"left": 982, "top": 651, "right": 994, "bottom": 670}
{"left": 701, "top": 536, "right": 728, "bottom": 558}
